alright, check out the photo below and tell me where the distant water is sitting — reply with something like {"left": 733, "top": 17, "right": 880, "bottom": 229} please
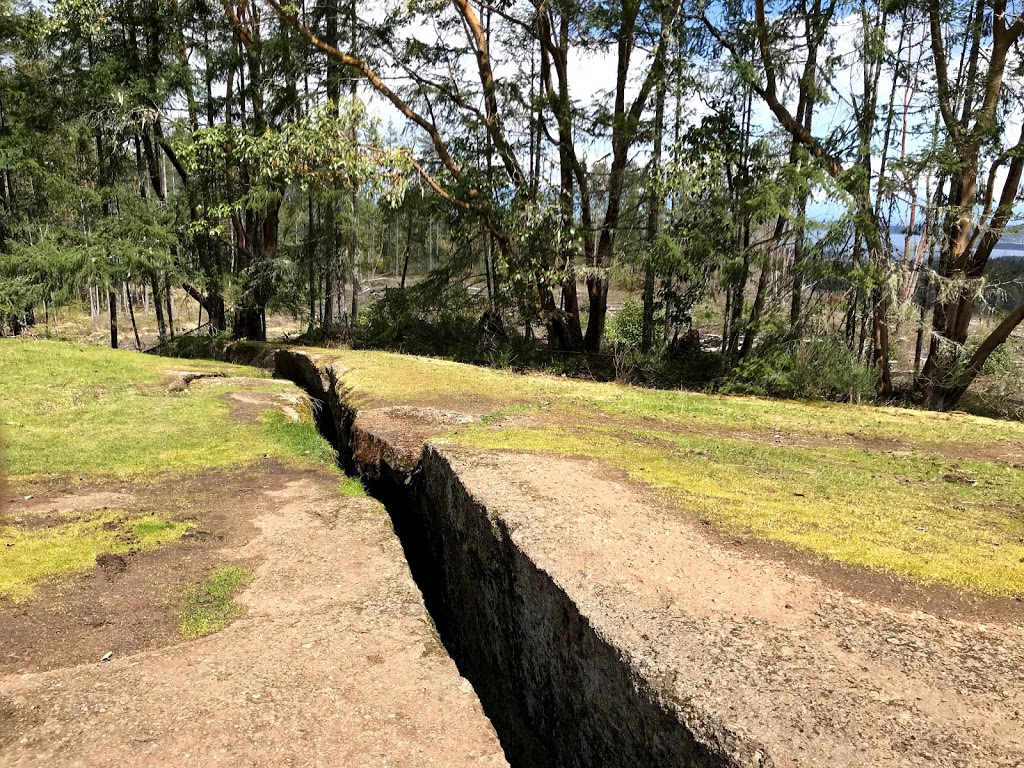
{"left": 809, "top": 229, "right": 1024, "bottom": 260}
{"left": 887, "top": 229, "right": 1024, "bottom": 260}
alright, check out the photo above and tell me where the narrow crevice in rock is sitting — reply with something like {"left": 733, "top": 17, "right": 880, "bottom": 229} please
{"left": 228, "top": 345, "right": 762, "bottom": 768}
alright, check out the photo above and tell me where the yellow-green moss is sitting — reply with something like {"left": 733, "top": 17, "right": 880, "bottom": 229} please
{"left": 178, "top": 566, "right": 254, "bottom": 637}
{"left": 0, "top": 339, "right": 337, "bottom": 480}
{"left": 0, "top": 510, "right": 188, "bottom": 601}
{"left": 308, "top": 349, "right": 1024, "bottom": 597}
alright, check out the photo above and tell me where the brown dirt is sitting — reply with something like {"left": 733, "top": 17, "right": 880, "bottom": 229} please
{"left": 0, "top": 466, "right": 507, "bottom": 767}
{"left": 354, "top": 405, "right": 477, "bottom": 471}
{"left": 0, "top": 373, "right": 506, "bottom": 768}
{"left": 332, "top": 392, "right": 1024, "bottom": 767}
{"left": 454, "top": 435, "right": 1024, "bottom": 625}
{"left": 721, "top": 525, "right": 1024, "bottom": 624}
{"left": 0, "top": 467, "right": 271, "bottom": 676}
{"left": 350, "top": 394, "right": 1024, "bottom": 625}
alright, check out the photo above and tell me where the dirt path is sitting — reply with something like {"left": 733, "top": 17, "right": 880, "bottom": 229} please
{"left": 0, "top": 471, "right": 507, "bottom": 767}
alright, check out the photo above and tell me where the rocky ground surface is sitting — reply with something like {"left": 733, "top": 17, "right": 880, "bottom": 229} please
{"left": 7, "top": 344, "right": 1021, "bottom": 768}
{"left": 328, "top": 378, "right": 1024, "bottom": 768}
{"left": 0, "top": 385, "right": 506, "bottom": 767}
{"left": 442, "top": 446, "right": 1024, "bottom": 767}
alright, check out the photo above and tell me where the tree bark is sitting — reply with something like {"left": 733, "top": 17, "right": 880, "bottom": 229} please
{"left": 126, "top": 283, "right": 142, "bottom": 350}
{"left": 151, "top": 272, "right": 167, "bottom": 342}
{"left": 108, "top": 290, "right": 118, "bottom": 349}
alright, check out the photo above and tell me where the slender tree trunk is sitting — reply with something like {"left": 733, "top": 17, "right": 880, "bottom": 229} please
{"left": 126, "top": 283, "right": 142, "bottom": 350}
{"left": 151, "top": 272, "right": 167, "bottom": 342}
{"left": 401, "top": 207, "right": 412, "bottom": 289}
{"left": 789, "top": 188, "right": 809, "bottom": 328}
{"left": 913, "top": 241, "right": 934, "bottom": 375}
{"left": 642, "top": 58, "right": 667, "bottom": 353}
{"left": 108, "top": 290, "right": 118, "bottom": 349}
{"left": 165, "top": 273, "right": 175, "bottom": 338}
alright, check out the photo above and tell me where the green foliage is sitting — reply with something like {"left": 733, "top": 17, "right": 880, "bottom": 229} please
{"left": 611, "top": 333, "right": 725, "bottom": 388}
{"left": 722, "top": 330, "right": 878, "bottom": 403}
{"left": 158, "top": 331, "right": 233, "bottom": 360}
{"left": 607, "top": 297, "right": 647, "bottom": 349}
{"left": 356, "top": 272, "right": 483, "bottom": 356}
{"left": 181, "top": 99, "right": 410, "bottom": 233}
{"left": 178, "top": 566, "right": 254, "bottom": 637}
{"left": 980, "top": 344, "right": 1016, "bottom": 376}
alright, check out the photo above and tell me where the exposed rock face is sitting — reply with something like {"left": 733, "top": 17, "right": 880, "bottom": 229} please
{"left": 412, "top": 446, "right": 769, "bottom": 768}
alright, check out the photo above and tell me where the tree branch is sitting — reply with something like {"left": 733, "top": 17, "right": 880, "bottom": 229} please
{"left": 451, "top": 0, "right": 527, "bottom": 186}
{"left": 263, "top": 0, "right": 466, "bottom": 184}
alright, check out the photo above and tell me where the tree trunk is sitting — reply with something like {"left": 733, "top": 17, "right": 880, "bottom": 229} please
{"left": 641, "top": 55, "right": 668, "bottom": 353}
{"left": 928, "top": 303, "right": 1024, "bottom": 410}
{"left": 108, "top": 290, "right": 118, "bottom": 349}
{"left": 126, "top": 283, "right": 142, "bottom": 350}
{"left": 165, "top": 274, "right": 175, "bottom": 338}
{"left": 151, "top": 272, "right": 167, "bottom": 342}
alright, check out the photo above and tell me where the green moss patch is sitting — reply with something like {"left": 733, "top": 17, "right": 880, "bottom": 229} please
{"left": 0, "top": 339, "right": 338, "bottom": 481}
{"left": 178, "top": 566, "right": 254, "bottom": 637}
{"left": 316, "top": 349, "right": 1024, "bottom": 598}
{"left": 0, "top": 510, "right": 188, "bottom": 602}
{"left": 339, "top": 476, "right": 366, "bottom": 497}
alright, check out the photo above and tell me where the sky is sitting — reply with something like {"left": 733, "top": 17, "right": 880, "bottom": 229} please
{"left": 350, "top": 2, "right": 1022, "bottom": 238}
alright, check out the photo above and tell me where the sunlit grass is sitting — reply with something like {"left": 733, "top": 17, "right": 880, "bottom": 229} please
{"left": 318, "top": 348, "right": 1024, "bottom": 451}
{"left": 178, "top": 565, "right": 254, "bottom": 637}
{"left": 0, "top": 339, "right": 338, "bottom": 480}
{"left": 313, "top": 348, "right": 1024, "bottom": 597}
{"left": 0, "top": 510, "right": 188, "bottom": 601}
{"left": 339, "top": 476, "right": 366, "bottom": 497}
{"left": 0, "top": 340, "right": 343, "bottom": 605}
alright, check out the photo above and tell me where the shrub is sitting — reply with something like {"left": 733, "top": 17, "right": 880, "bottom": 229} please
{"left": 722, "top": 332, "right": 877, "bottom": 403}
{"left": 609, "top": 331, "right": 724, "bottom": 388}
{"left": 607, "top": 297, "right": 668, "bottom": 351}
{"left": 355, "top": 276, "right": 483, "bottom": 357}
{"left": 607, "top": 297, "right": 645, "bottom": 349}
{"left": 157, "top": 330, "right": 232, "bottom": 360}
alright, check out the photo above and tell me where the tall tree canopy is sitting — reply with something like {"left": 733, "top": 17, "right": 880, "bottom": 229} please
{"left": 0, "top": 0, "right": 1021, "bottom": 411}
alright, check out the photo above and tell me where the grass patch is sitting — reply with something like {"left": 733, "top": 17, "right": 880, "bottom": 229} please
{"left": 321, "top": 348, "right": 1024, "bottom": 451}
{"left": 261, "top": 409, "right": 338, "bottom": 465}
{"left": 339, "top": 476, "right": 366, "bottom": 497}
{"left": 0, "top": 339, "right": 337, "bottom": 481}
{"left": 480, "top": 403, "right": 546, "bottom": 425}
{"left": 0, "top": 510, "right": 187, "bottom": 602}
{"left": 450, "top": 424, "right": 1024, "bottom": 596}
{"left": 178, "top": 566, "right": 254, "bottom": 637}
{"left": 310, "top": 348, "right": 1024, "bottom": 597}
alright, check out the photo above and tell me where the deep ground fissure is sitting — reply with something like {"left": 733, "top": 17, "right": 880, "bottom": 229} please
{"left": 302, "top": 390, "right": 544, "bottom": 767}
{"left": 252, "top": 348, "right": 748, "bottom": 767}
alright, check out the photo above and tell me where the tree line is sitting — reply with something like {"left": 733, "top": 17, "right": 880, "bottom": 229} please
{"left": 0, "top": 0, "right": 1022, "bottom": 412}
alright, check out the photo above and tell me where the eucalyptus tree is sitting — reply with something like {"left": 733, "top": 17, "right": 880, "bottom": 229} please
{"left": 261, "top": 0, "right": 685, "bottom": 351}
{"left": 914, "top": 0, "right": 1024, "bottom": 409}
{"left": 693, "top": 0, "right": 1024, "bottom": 408}
{"left": 692, "top": 0, "right": 901, "bottom": 395}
